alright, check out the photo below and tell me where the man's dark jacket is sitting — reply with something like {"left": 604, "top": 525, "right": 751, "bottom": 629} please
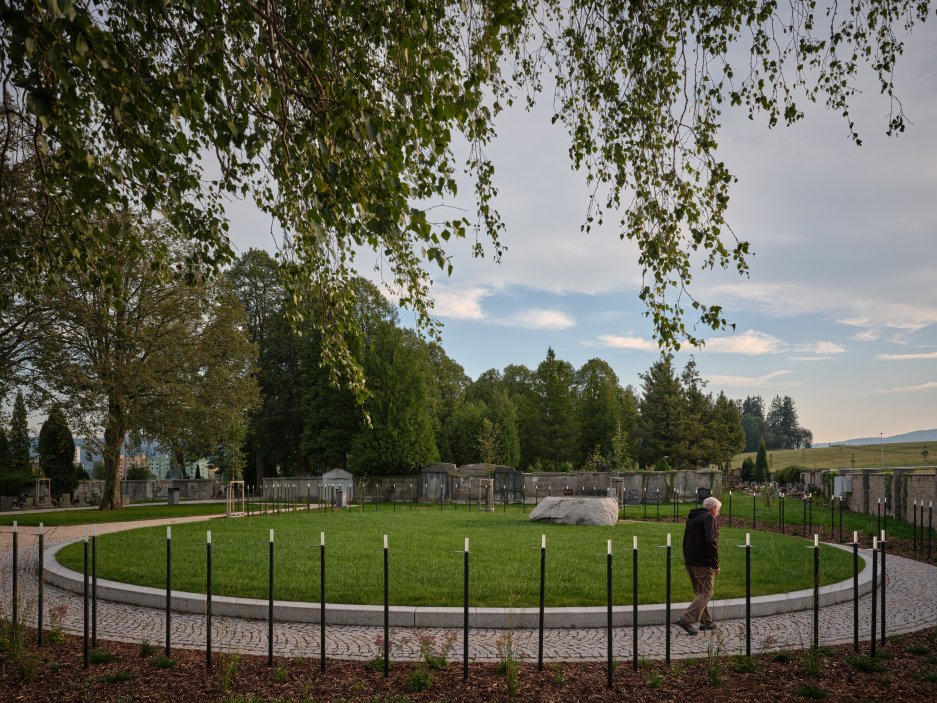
{"left": 683, "top": 507, "right": 719, "bottom": 569}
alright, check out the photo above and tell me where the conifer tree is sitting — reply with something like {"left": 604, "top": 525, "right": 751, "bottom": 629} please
{"left": 8, "top": 391, "right": 31, "bottom": 474}
{"left": 38, "top": 406, "right": 77, "bottom": 496}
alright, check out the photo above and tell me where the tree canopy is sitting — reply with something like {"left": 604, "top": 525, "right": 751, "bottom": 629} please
{"left": 2, "top": 0, "right": 929, "bottom": 400}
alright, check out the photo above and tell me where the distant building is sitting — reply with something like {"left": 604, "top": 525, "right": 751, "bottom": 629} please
{"left": 118, "top": 454, "right": 148, "bottom": 479}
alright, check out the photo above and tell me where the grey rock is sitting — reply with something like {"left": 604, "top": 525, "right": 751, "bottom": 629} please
{"left": 529, "top": 496, "right": 619, "bottom": 526}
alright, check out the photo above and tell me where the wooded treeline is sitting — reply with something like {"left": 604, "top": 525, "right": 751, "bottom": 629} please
{"left": 233, "top": 250, "right": 807, "bottom": 483}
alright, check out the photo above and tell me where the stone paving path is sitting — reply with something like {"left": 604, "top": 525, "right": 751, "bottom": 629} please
{"left": 3, "top": 522, "right": 936, "bottom": 663}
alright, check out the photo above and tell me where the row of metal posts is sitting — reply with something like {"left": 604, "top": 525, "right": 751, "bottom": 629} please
{"left": 1, "top": 506, "right": 920, "bottom": 678}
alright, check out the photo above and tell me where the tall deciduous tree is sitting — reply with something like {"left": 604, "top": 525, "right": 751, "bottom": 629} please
{"left": 36, "top": 218, "right": 259, "bottom": 509}
{"left": 740, "top": 395, "right": 767, "bottom": 452}
{"left": 501, "top": 364, "right": 539, "bottom": 468}
{"left": 575, "top": 358, "right": 623, "bottom": 466}
{"left": 712, "top": 392, "right": 745, "bottom": 473}
{"left": 348, "top": 326, "right": 439, "bottom": 475}
{"left": 4, "top": 1, "right": 923, "bottom": 398}
{"left": 37, "top": 406, "right": 76, "bottom": 495}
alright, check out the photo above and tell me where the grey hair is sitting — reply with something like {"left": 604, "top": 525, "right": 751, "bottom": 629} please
{"left": 703, "top": 496, "right": 722, "bottom": 511}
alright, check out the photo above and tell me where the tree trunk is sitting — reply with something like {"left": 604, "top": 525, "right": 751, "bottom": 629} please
{"left": 100, "top": 397, "right": 128, "bottom": 510}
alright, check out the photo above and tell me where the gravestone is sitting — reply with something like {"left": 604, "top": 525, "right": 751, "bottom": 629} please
{"left": 167, "top": 487, "right": 180, "bottom": 505}
{"left": 625, "top": 488, "right": 642, "bottom": 505}
{"left": 0, "top": 496, "right": 13, "bottom": 512}
{"left": 696, "top": 487, "right": 712, "bottom": 502}
{"left": 529, "top": 496, "right": 619, "bottom": 526}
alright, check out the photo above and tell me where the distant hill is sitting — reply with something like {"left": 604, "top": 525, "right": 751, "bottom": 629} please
{"left": 815, "top": 428, "right": 937, "bottom": 448}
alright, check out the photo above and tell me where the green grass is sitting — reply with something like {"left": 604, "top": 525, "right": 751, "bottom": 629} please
{"left": 733, "top": 440, "right": 935, "bottom": 472}
{"left": 721, "top": 492, "right": 917, "bottom": 542}
{"left": 0, "top": 502, "right": 229, "bottom": 526}
{"left": 56, "top": 504, "right": 853, "bottom": 607}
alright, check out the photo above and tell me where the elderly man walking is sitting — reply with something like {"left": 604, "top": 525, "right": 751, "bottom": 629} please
{"left": 676, "top": 495, "right": 722, "bottom": 635}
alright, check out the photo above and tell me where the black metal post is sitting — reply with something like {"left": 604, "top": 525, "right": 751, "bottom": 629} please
{"left": 929, "top": 502, "right": 933, "bottom": 561}
{"left": 656, "top": 491, "right": 660, "bottom": 521}
{"left": 607, "top": 547, "right": 613, "bottom": 689}
{"left": 268, "top": 531, "right": 274, "bottom": 666}
{"left": 752, "top": 492, "right": 756, "bottom": 528}
{"left": 728, "top": 491, "right": 732, "bottom": 527}
{"left": 852, "top": 536, "right": 859, "bottom": 653}
{"left": 803, "top": 496, "right": 807, "bottom": 537}
{"left": 830, "top": 497, "right": 835, "bottom": 537}
{"left": 165, "top": 527, "right": 172, "bottom": 657}
{"left": 538, "top": 538, "right": 545, "bottom": 671}
{"left": 11, "top": 524, "right": 17, "bottom": 633}
{"left": 808, "top": 495, "right": 813, "bottom": 535}
{"left": 665, "top": 538, "right": 672, "bottom": 665}
{"left": 869, "top": 537, "right": 878, "bottom": 659}
{"left": 813, "top": 538, "right": 820, "bottom": 652}
{"left": 83, "top": 536, "right": 89, "bottom": 668}
{"left": 464, "top": 541, "right": 469, "bottom": 682}
{"left": 913, "top": 502, "right": 918, "bottom": 551}
{"left": 320, "top": 535, "right": 326, "bottom": 673}
{"left": 383, "top": 537, "right": 389, "bottom": 677}
{"left": 779, "top": 494, "right": 783, "bottom": 532}
{"left": 877, "top": 499, "right": 881, "bottom": 536}
{"left": 206, "top": 533, "right": 212, "bottom": 669}
{"left": 880, "top": 537, "right": 886, "bottom": 645}
{"left": 37, "top": 526, "right": 44, "bottom": 647}
{"left": 839, "top": 497, "right": 844, "bottom": 543}
{"left": 632, "top": 542, "right": 638, "bottom": 672}
{"left": 92, "top": 530, "right": 97, "bottom": 648}
{"left": 745, "top": 537, "right": 751, "bottom": 657}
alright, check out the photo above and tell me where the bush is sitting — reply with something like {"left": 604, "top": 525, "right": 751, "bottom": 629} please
{"left": 152, "top": 655, "right": 175, "bottom": 669}
{"left": 101, "top": 670, "right": 134, "bottom": 684}
{"left": 405, "top": 668, "right": 434, "bottom": 692}
{"left": 90, "top": 648, "right": 116, "bottom": 665}
{"left": 774, "top": 465, "right": 806, "bottom": 486}
{"left": 794, "top": 685, "right": 830, "bottom": 699}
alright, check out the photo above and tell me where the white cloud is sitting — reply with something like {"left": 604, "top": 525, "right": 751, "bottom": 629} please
{"left": 597, "top": 334, "right": 658, "bottom": 352}
{"left": 796, "top": 341, "right": 846, "bottom": 355}
{"left": 789, "top": 356, "right": 836, "bottom": 362}
{"left": 851, "top": 330, "right": 880, "bottom": 342}
{"left": 701, "top": 330, "right": 784, "bottom": 355}
{"left": 876, "top": 351, "right": 937, "bottom": 361}
{"left": 432, "top": 287, "right": 491, "bottom": 321}
{"left": 504, "top": 309, "right": 575, "bottom": 330}
{"left": 854, "top": 381, "right": 937, "bottom": 396}
{"left": 706, "top": 370, "right": 794, "bottom": 388}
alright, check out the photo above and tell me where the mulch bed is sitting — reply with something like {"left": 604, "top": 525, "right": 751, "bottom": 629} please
{"left": 3, "top": 626, "right": 937, "bottom": 702}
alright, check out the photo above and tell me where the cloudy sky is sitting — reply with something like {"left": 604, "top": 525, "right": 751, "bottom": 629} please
{"left": 226, "top": 26, "right": 937, "bottom": 445}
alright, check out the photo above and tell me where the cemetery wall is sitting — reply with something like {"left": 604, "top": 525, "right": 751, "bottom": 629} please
{"left": 802, "top": 467, "right": 936, "bottom": 522}
{"left": 266, "top": 468, "right": 722, "bottom": 504}
{"left": 73, "top": 478, "right": 221, "bottom": 505}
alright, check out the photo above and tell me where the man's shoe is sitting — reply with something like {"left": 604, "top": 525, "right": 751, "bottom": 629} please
{"left": 698, "top": 622, "right": 719, "bottom": 631}
{"left": 675, "top": 619, "right": 698, "bottom": 636}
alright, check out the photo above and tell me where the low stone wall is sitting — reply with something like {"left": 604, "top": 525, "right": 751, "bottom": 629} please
{"left": 74, "top": 479, "right": 221, "bottom": 504}
{"left": 266, "top": 469, "right": 722, "bottom": 504}
{"left": 802, "top": 467, "right": 937, "bottom": 521}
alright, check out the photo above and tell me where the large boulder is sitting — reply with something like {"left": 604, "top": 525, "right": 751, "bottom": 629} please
{"left": 529, "top": 496, "right": 619, "bottom": 526}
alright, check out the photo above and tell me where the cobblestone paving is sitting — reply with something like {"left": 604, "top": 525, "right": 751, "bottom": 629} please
{"left": 3, "top": 526, "right": 936, "bottom": 663}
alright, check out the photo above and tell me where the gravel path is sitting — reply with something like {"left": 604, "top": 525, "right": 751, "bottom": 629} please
{"left": 3, "top": 519, "right": 935, "bottom": 663}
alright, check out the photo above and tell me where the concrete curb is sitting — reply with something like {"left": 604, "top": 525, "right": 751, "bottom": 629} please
{"left": 44, "top": 540, "right": 874, "bottom": 629}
